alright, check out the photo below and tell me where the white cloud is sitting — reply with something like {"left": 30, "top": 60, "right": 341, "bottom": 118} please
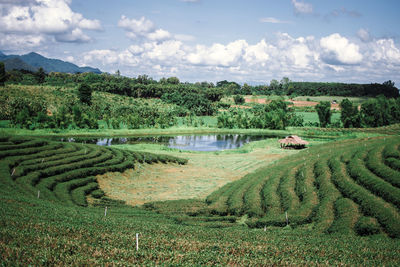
{"left": 244, "top": 39, "right": 272, "bottom": 65}
{"left": 0, "top": 0, "right": 101, "bottom": 49}
{"left": 83, "top": 49, "right": 119, "bottom": 65}
{"left": 291, "top": 0, "right": 313, "bottom": 14}
{"left": 357, "top": 28, "right": 370, "bottom": 42}
{"left": 118, "top": 15, "right": 171, "bottom": 42}
{"left": 79, "top": 29, "right": 400, "bottom": 84}
{"left": 259, "top": 17, "right": 291, "bottom": 24}
{"left": 55, "top": 28, "right": 91, "bottom": 43}
{"left": 187, "top": 40, "right": 247, "bottom": 66}
{"left": 118, "top": 16, "right": 155, "bottom": 38}
{"left": 371, "top": 39, "right": 400, "bottom": 64}
{"left": 320, "top": 33, "right": 363, "bottom": 65}
{"left": 0, "top": 32, "right": 46, "bottom": 50}
{"left": 147, "top": 29, "right": 172, "bottom": 41}
{"left": 174, "top": 34, "right": 195, "bottom": 42}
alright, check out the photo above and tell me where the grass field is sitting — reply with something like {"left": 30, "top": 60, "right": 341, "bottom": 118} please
{"left": 293, "top": 96, "right": 371, "bottom": 105}
{"left": 296, "top": 111, "right": 341, "bottom": 124}
{"left": 98, "top": 138, "right": 304, "bottom": 205}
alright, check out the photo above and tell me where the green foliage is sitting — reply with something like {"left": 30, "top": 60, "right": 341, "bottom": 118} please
{"left": 355, "top": 217, "right": 381, "bottom": 236}
{"left": 36, "top": 67, "right": 46, "bottom": 84}
{"left": 77, "top": 82, "right": 93, "bottom": 105}
{"left": 360, "top": 96, "right": 400, "bottom": 127}
{"left": 315, "top": 101, "right": 331, "bottom": 127}
{"left": 288, "top": 81, "right": 399, "bottom": 98}
{"left": 340, "top": 99, "right": 360, "bottom": 128}
{"left": 217, "top": 100, "right": 295, "bottom": 130}
{"left": 0, "top": 61, "right": 5, "bottom": 86}
{"left": 205, "top": 136, "right": 400, "bottom": 238}
{"left": 233, "top": 94, "right": 245, "bottom": 104}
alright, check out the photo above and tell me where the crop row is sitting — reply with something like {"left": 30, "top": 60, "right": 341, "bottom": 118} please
{"left": 205, "top": 136, "right": 400, "bottom": 237}
{"left": 0, "top": 136, "right": 187, "bottom": 207}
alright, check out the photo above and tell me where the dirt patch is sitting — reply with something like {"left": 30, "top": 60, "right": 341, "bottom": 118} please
{"left": 245, "top": 97, "right": 267, "bottom": 104}
{"left": 289, "top": 100, "right": 340, "bottom": 110}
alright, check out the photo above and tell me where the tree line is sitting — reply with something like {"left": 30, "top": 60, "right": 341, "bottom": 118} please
{"left": 316, "top": 96, "right": 400, "bottom": 128}
{"left": 1, "top": 65, "right": 398, "bottom": 98}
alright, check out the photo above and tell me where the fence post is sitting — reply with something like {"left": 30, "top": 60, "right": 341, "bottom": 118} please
{"left": 136, "top": 233, "right": 139, "bottom": 251}
{"left": 37, "top": 190, "right": 40, "bottom": 199}
{"left": 104, "top": 206, "right": 107, "bottom": 217}
{"left": 285, "top": 211, "right": 288, "bottom": 226}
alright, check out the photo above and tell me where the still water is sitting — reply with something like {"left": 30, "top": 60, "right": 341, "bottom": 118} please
{"left": 59, "top": 134, "right": 274, "bottom": 151}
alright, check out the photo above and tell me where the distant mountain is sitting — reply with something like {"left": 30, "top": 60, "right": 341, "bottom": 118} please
{"left": 3, "top": 57, "right": 37, "bottom": 72}
{"left": 0, "top": 51, "right": 101, "bottom": 74}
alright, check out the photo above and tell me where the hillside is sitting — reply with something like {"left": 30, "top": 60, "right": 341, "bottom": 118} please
{"left": 0, "top": 51, "right": 101, "bottom": 74}
{"left": 0, "top": 134, "right": 399, "bottom": 265}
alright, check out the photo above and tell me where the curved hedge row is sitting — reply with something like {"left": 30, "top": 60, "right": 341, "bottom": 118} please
{"left": 0, "top": 136, "right": 188, "bottom": 207}
{"left": 205, "top": 136, "right": 400, "bottom": 237}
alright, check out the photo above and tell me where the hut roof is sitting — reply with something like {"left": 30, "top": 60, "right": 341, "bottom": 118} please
{"left": 278, "top": 135, "right": 309, "bottom": 145}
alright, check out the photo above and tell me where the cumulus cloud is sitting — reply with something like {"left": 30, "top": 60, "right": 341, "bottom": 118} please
{"left": 0, "top": 0, "right": 102, "bottom": 50}
{"left": 320, "top": 33, "right": 363, "bottom": 65}
{"left": 118, "top": 15, "right": 172, "bottom": 42}
{"left": 79, "top": 28, "right": 400, "bottom": 84}
{"left": 371, "top": 39, "right": 400, "bottom": 64}
{"left": 291, "top": 0, "right": 313, "bottom": 14}
{"left": 187, "top": 40, "right": 247, "bottom": 66}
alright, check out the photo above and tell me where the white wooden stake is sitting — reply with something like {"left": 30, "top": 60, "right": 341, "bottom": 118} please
{"left": 264, "top": 226, "right": 266, "bottom": 232}
{"left": 285, "top": 211, "right": 288, "bottom": 226}
{"left": 37, "top": 190, "right": 40, "bottom": 199}
{"left": 136, "top": 233, "right": 139, "bottom": 251}
{"left": 41, "top": 158, "right": 44, "bottom": 163}
{"left": 104, "top": 206, "right": 107, "bottom": 217}
{"left": 11, "top": 168, "right": 15, "bottom": 176}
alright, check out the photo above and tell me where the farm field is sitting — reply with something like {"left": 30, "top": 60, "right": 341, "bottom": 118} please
{"left": 0, "top": 127, "right": 399, "bottom": 265}
{"left": 1, "top": 0, "right": 400, "bottom": 264}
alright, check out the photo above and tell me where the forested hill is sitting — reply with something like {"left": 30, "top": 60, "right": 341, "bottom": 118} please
{"left": 0, "top": 51, "right": 101, "bottom": 74}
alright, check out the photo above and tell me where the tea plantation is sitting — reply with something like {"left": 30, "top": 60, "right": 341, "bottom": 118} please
{"left": 0, "top": 135, "right": 399, "bottom": 265}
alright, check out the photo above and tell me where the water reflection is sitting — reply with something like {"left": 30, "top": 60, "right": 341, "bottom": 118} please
{"left": 57, "top": 134, "right": 273, "bottom": 151}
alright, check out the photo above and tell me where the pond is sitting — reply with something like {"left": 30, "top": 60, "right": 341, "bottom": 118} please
{"left": 58, "top": 134, "right": 276, "bottom": 151}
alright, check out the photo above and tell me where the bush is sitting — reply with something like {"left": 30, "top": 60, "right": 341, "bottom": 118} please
{"left": 233, "top": 95, "right": 245, "bottom": 104}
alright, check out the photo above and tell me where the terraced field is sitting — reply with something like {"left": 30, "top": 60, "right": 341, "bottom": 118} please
{"left": 0, "top": 134, "right": 400, "bottom": 265}
{"left": 205, "top": 136, "right": 400, "bottom": 237}
{"left": 0, "top": 136, "right": 187, "bottom": 207}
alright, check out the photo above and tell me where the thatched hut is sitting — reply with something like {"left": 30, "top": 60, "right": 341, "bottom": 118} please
{"left": 279, "top": 135, "right": 309, "bottom": 149}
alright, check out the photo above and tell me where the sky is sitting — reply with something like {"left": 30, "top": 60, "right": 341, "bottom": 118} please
{"left": 1, "top": 0, "right": 400, "bottom": 85}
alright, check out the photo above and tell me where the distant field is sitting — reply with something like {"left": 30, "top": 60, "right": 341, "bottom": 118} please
{"left": 293, "top": 96, "right": 371, "bottom": 105}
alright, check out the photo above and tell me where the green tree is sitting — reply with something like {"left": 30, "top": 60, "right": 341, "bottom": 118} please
{"left": 242, "top": 83, "right": 252, "bottom": 95}
{"left": 340, "top": 99, "right": 360, "bottom": 128}
{"left": 77, "top": 83, "right": 93, "bottom": 105}
{"left": 0, "top": 62, "right": 6, "bottom": 86}
{"left": 36, "top": 67, "right": 46, "bottom": 84}
{"left": 315, "top": 101, "right": 331, "bottom": 127}
{"left": 233, "top": 95, "right": 245, "bottom": 104}
{"left": 166, "top": 76, "right": 180, "bottom": 84}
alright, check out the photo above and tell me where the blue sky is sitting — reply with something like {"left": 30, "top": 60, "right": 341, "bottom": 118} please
{"left": 1, "top": 0, "right": 400, "bottom": 85}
